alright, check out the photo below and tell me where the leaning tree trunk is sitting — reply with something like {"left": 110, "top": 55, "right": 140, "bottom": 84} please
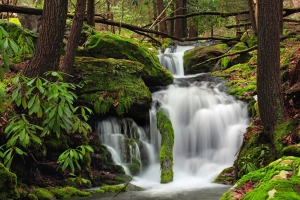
{"left": 248, "top": 0, "right": 257, "bottom": 34}
{"left": 61, "top": 0, "right": 86, "bottom": 75}
{"left": 257, "top": 0, "right": 287, "bottom": 145}
{"left": 23, "top": 0, "right": 68, "bottom": 78}
{"left": 86, "top": 0, "right": 95, "bottom": 26}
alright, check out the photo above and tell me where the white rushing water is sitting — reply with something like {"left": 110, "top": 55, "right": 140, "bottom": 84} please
{"left": 96, "top": 45, "right": 249, "bottom": 196}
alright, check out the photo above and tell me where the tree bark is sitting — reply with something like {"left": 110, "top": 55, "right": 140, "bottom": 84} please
{"left": 174, "top": 0, "right": 185, "bottom": 38}
{"left": 157, "top": 0, "right": 167, "bottom": 36}
{"left": 86, "top": 0, "right": 95, "bottom": 26}
{"left": 61, "top": 0, "right": 86, "bottom": 76}
{"left": 23, "top": 0, "right": 68, "bottom": 78}
{"left": 257, "top": 0, "right": 287, "bottom": 144}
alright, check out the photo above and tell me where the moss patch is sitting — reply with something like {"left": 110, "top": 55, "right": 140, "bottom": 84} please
{"left": 183, "top": 43, "right": 228, "bottom": 74}
{"left": 48, "top": 186, "right": 90, "bottom": 198}
{"left": 156, "top": 109, "right": 174, "bottom": 183}
{"left": 74, "top": 57, "right": 152, "bottom": 119}
{"left": 81, "top": 32, "right": 173, "bottom": 86}
{"left": 221, "top": 156, "right": 300, "bottom": 200}
{"left": 0, "top": 163, "right": 20, "bottom": 199}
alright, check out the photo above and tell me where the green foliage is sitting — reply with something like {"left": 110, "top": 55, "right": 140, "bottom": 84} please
{"left": 31, "top": 188, "right": 54, "bottom": 200}
{"left": 0, "top": 72, "right": 93, "bottom": 169}
{"left": 57, "top": 145, "right": 94, "bottom": 173}
{"left": 8, "top": 71, "right": 93, "bottom": 138}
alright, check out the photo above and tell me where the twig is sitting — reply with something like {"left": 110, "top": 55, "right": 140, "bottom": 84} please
{"left": 113, "top": 176, "right": 133, "bottom": 197}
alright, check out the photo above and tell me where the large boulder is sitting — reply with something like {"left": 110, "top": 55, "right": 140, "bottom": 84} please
{"left": 79, "top": 32, "right": 173, "bottom": 87}
{"left": 221, "top": 156, "right": 300, "bottom": 200}
{"left": 183, "top": 43, "right": 228, "bottom": 74}
{"left": 74, "top": 57, "right": 152, "bottom": 121}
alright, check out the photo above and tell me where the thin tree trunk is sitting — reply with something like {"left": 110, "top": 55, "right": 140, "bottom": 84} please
{"left": 248, "top": 0, "right": 257, "bottom": 34}
{"left": 87, "top": 0, "right": 95, "bottom": 26}
{"left": 157, "top": 0, "right": 167, "bottom": 35}
{"left": 23, "top": 0, "right": 68, "bottom": 78}
{"left": 61, "top": 0, "right": 86, "bottom": 75}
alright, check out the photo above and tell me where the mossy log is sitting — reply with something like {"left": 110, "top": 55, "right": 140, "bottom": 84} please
{"left": 156, "top": 109, "right": 174, "bottom": 184}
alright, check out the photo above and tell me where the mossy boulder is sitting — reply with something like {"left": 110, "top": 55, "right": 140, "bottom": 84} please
{"left": 0, "top": 163, "right": 20, "bottom": 199}
{"left": 128, "top": 157, "right": 141, "bottom": 176}
{"left": 74, "top": 57, "right": 152, "bottom": 120}
{"left": 221, "top": 156, "right": 300, "bottom": 200}
{"left": 156, "top": 109, "right": 174, "bottom": 183}
{"left": 49, "top": 186, "right": 90, "bottom": 198}
{"left": 183, "top": 43, "right": 228, "bottom": 74}
{"left": 240, "top": 30, "right": 258, "bottom": 48}
{"left": 220, "top": 42, "right": 252, "bottom": 70}
{"left": 80, "top": 32, "right": 173, "bottom": 87}
{"left": 31, "top": 188, "right": 54, "bottom": 200}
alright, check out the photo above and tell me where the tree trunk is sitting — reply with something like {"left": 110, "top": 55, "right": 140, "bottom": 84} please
{"left": 257, "top": 0, "right": 287, "bottom": 145}
{"left": 157, "top": 0, "right": 167, "bottom": 36}
{"left": 189, "top": 18, "right": 198, "bottom": 38}
{"left": 23, "top": 0, "right": 68, "bottom": 78}
{"left": 60, "top": 0, "right": 86, "bottom": 75}
{"left": 174, "top": 0, "right": 185, "bottom": 38}
{"left": 86, "top": 0, "right": 95, "bottom": 26}
{"left": 248, "top": 0, "right": 257, "bottom": 34}
{"left": 169, "top": 2, "right": 174, "bottom": 36}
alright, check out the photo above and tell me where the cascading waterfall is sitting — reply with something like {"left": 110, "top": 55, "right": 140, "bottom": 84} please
{"left": 96, "top": 44, "right": 249, "bottom": 194}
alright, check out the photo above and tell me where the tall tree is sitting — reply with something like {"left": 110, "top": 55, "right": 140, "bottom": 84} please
{"left": 23, "top": 0, "right": 68, "bottom": 78}
{"left": 61, "top": 0, "right": 87, "bottom": 75}
{"left": 86, "top": 0, "right": 95, "bottom": 26}
{"left": 257, "top": 0, "right": 287, "bottom": 145}
{"left": 174, "top": 0, "right": 187, "bottom": 38}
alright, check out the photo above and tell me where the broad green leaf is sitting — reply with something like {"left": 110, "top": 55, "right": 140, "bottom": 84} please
{"left": 0, "top": 98, "right": 4, "bottom": 112}
{"left": 28, "top": 94, "right": 37, "bottom": 109}
{"left": 0, "top": 26, "right": 9, "bottom": 37}
{"left": 9, "top": 39, "right": 18, "bottom": 53}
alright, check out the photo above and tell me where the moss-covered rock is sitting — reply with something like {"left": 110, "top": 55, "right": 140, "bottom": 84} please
{"left": 220, "top": 42, "right": 252, "bottom": 70}
{"left": 240, "top": 30, "right": 258, "bottom": 48}
{"left": 74, "top": 57, "right": 152, "bottom": 120}
{"left": 221, "top": 156, "right": 300, "bottom": 200}
{"left": 183, "top": 43, "right": 228, "bottom": 74}
{"left": 48, "top": 186, "right": 90, "bottom": 198}
{"left": 156, "top": 109, "right": 174, "bottom": 183}
{"left": 31, "top": 188, "right": 54, "bottom": 200}
{"left": 80, "top": 32, "right": 173, "bottom": 86}
{"left": 128, "top": 157, "right": 141, "bottom": 176}
{"left": 214, "top": 166, "right": 235, "bottom": 185}
{"left": 0, "top": 163, "right": 20, "bottom": 199}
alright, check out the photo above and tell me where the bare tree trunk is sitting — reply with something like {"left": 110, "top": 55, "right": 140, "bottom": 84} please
{"left": 257, "top": 0, "right": 287, "bottom": 146}
{"left": 87, "top": 0, "right": 95, "bottom": 26}
{"left": 61, "top": 0, "right": 86, "bottom": 75}
{"left": 23, "top": 0, "right": 68, "bottom": 78}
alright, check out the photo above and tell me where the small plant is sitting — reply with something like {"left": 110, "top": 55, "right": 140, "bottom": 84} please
{"left": 238, "top": 154, "right": 257, "bottom": 177}
{"left": 57, "top": 145, "right": 94, "bottom": 173}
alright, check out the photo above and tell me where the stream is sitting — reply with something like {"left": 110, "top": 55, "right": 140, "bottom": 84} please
{"left": 72, "top": 44, "right": 249, "bottom": 200}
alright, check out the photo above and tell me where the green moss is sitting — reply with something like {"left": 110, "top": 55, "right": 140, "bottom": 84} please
{"left": 49, "top": 186, "right": 90, "bottom": 199}
{"left": 101, "top": 184, "right": 127, "bottom": 193}
{"left": 82, "top": 32, "right": 173, "bottom": 86}
{"left": 0, "top": 163, "right": 20, "bottom": 199}
{"left": 75, "top": 57, "right": 152, "bottom": 117}
{"left": 273, "top": 120, "right": 296, "bottom": 156}
{"left": 283, "top": 144, "right": 300, "bottom": 156}
{"left": 222, "top": 157, "right": 300, "bottom": 200}
{"left": 220, "top": 42, "right": 252, "bottom": 70}
{"left": 184, "top": 43, "right": 228, "bottom": 74}
{"left": 214, "top": 167, "right": 235, "bottom": 184}
{"left": 156, "top": 109, "right": 174, "bottom": 183}
{"left": 128, "top": 158, "right": 141, "bottom": 176}
{"left": 44, "top": 134, "right": 69, "bottom": 153}
{"left": 31, "top": 188, "right": 54, "bottom": 200}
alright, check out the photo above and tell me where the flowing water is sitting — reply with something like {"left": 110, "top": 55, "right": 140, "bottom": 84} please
{"left": 84, "top": 45, "right": 249, "bottom": 200}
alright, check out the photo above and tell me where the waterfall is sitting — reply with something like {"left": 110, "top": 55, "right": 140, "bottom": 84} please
{"left": 96, "top": 44, "right": 249, "bottom": 192}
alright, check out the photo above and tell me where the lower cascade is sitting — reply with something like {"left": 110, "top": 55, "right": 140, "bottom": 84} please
{"left": 95, "top": 45, "right": 250, "bottom": 194}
